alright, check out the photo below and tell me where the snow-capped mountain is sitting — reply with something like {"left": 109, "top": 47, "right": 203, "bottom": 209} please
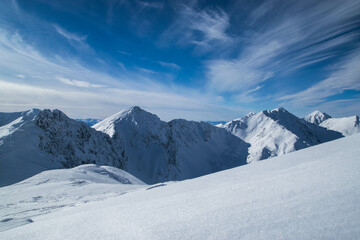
{"left": 304, "top": 111, "right": 360, "bottom": 136}
{"left": 0, "top": 109, "right": 125, "bottom": 187}
{"left": 93, "top": 106, "right": 250, "bottom": 184}
{"left": 0, "top": 107, "right": 249, "bottom": 187}
{"left": 303, "top": 110, "right": 332, "bottom": 125}
{"left": 220, "top": 107, "right": 343, "bottom": 162}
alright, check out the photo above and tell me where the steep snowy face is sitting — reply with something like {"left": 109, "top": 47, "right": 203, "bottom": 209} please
{"left": 0, "top": 109, "right": 125, "bottom": 187}
{"left": 94, "top": 107, "right": 249, "bottom": 184}
{"left": 222, "top": 107, "right": 342, "bottom": 162}
{"left": 0, "top": 109, "right": 41, "bottom": 140}
{"left": 304, "top": 110, "right": 332, "bottom": 125}
{"left": 319, "top": 115, "right": 360, "bottom": 136}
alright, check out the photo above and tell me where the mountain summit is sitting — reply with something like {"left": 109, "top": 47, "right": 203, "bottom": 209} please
{"left": 93, "top": 106, "right": 250, "bottom": 184}
{"left": 0, "top": 109, "right": 125, "bottom": 187}
{"left": 303, "top": 110, "right": 332, "bottom": 125}
{"left": 220, "top": 107, "right": 342, "bottom": 162}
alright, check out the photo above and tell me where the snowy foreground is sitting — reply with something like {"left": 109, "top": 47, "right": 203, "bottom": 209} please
{"left": 1, "top": 134, "right": 360, "bottom": 239}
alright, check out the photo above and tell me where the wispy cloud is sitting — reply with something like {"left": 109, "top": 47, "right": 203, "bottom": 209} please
{"left": 279, "top": 50, "right": 360, "bottom": 106}
{"left": 0, "top": 28, "right": 244, "bottom": 120}
{"left": 137, "top": 1, "right": 163, "bottom": 9}
{"left": 118, "top": 50, "right": 132, "bottom": 56}
{"left": 204, "top": 0, "right": 360, "bottom": 100}
{"left": 161, "top": 4, "right": 233, "bottom": 51}
{"left": 157, "top": 61, "right": 181, "bottom": 70}
{"left": 56, "top": 76, "right": 106, "bottom": 88}
{"left": 53, "top": 24, "right": 87, "bottom": 42}
{"left": 135, "top": 67, "right": 157, "bottom": 74}
{"left": 15, "top": 74, "right": 25, "bottom": 79}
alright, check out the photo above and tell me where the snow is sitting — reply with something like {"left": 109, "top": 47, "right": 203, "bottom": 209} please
{"left": 221, "top": 107, "right": 342, "bottom": 162}
{"left": 0, "top": 109, "right": 126, "bottom": 187}
{"left": 0, "top": 164, "right": 145, "bottom": 232}
{"left": 0, "top": 107, "right": 249, "bottom": 187}
{"left": 1, "top": 133, "right": 359, "bottom": 239}
{"left": 303, "top": 111, "right": 359, "bottom": 136}
{"left": 304, "top": 110, "right": 331, "bottom": 125}
{"left": 319, "top": 116, "right": 360, "bottom": 136}
{"left": 94, "top": 106, "right": 250, "bottom": 184}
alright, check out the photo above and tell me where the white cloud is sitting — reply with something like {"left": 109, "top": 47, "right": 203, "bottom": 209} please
{"left": 206, "top": 41, "right": 280, "bottom": 92}
{"left": 53, "top": 24, "right": 87, "bottom": 42}
{"left": 160, "top": 5, "right": 233, "bottom": 51}
{"left": 56, "top": 76, "right": 106, "bottom": 88}
{"left": 0, "top": 28, "right": 247, "bottom": 121}
{"left": 157, "top": 61, "right": 181, "bottom": 70}
{"left": 118, "top": 50, "right": 132, "bottom": 56}
{"left": 204, "top": 0, "right": 360, "bottom": 99}
{"left": 135, "top": 67, "right": 157, "bottom": 74}
{"left": 15, "top": 74, "right": 25, "bottom": 79}
{"left": 279, "top": 50, "right": 360, "bottom": 106}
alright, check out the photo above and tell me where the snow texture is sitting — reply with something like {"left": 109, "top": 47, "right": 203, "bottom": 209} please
{"left": 1, "top": 133, "right": 359, "bottom": 239}
{"left": 221, "top": 107, "right": 343, "bottom": 162}
{"left": 0, "top": 164, "right": 144, "bottom": 232}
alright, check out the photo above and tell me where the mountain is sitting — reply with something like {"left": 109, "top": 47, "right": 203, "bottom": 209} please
{"left": 1, "top": 129, "right": 359, "bottom": 239}
{"left": 220, "top": 107, "right": 343, "bottom": 162}
{"left": 0, "top": 107, "right": 249, "bottom": 187}
{"left": 303, "top": 110, "right": 332, "bottom": 125}
{"left": 0, "top": 109, "right": 125, "bottom": 187}
{"left": 93, "top": 106, "right": 250, "bottom": 184}
{"left": 75, "top": 118, "right": 101, "bottom": 126}
{"left": 319, "top": 116, "right": 360, "bottom": 136}
{"left": 304, "top": 111, "right": 360, "bottom": 136}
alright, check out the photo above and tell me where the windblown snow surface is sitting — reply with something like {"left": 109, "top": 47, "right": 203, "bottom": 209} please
{"left": 1, "top": 133, "right": 359, "bottom": 239}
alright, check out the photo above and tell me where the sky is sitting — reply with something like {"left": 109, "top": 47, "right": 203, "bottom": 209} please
{"left": 0, "top": 0, "right": 359, "bottom": 121}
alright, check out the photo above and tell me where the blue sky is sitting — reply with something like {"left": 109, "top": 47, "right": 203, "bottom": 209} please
{"left": 0, "top": 0, "right": 359, "bottom": 121}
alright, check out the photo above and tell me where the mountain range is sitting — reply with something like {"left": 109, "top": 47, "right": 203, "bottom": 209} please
{"left": 0, "top": 107, "right": 248, "bottom": 186}
{"left": 304, "top": 110, "right": 359, "bottom": 136}
{"left": 218, "top": 108, "right": 343, "bottom": 162}
{"left": 0, "top": 106, "right": 358, "bottom": 187}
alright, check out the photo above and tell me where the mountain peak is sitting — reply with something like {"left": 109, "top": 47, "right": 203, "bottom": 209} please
{"left": 304, "top": 110, "right": 332, "bottom": 125}
{"left": 93, "top": 106, "right": 162, "bottom": 138}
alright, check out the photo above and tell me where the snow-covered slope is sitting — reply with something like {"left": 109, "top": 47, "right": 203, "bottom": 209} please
{"left": 1, "top": 132, "right": 359, "bottom": 239}
{"left": 304, "top": 111, "right": 360, "bottom": 136}
{"left": 0, "top": 164, "right": 145, "bottom": 232}
{"left": 94, "top": 106, "right": 250, "bottom": 184}
{"left": 303, "top": 110, "right": 332, "bottom": 125}
{"left": 0, "top": 109, "right": 126, "bottom": 187}
{"left": 319, "top": 116, "right": 359, "bottom": 136}
{"left": 221, "top": 108, "right": 342, "bottom": 162}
